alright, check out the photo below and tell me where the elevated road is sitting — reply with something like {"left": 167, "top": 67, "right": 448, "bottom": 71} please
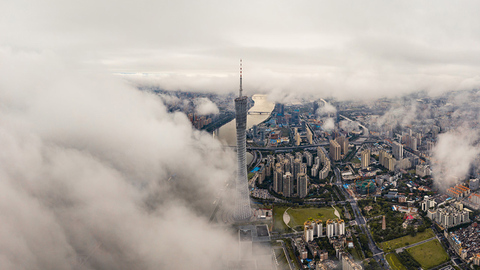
{"left": 246, "top": 139, "right": 378, "bottom": 151}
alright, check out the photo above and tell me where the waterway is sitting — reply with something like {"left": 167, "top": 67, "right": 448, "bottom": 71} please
{"left": 214, "top": 94, "right": 275, "bottom": 163}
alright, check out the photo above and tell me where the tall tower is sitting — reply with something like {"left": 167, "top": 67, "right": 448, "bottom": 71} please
{"left": 233, "top": 59, "right": 252, "bottom": 221}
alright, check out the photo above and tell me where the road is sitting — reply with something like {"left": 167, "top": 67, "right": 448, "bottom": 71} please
{"left": 395, "top": 237, "right": 437, "bottom": 253}
{"left": 246, "top": 139, "right": 379, "bottom": 151}
{"left": 275, "top": 240, "right": 294, "bottom": 270}
{"left": 333, "top": 167, "right": 389, "bottom": 269}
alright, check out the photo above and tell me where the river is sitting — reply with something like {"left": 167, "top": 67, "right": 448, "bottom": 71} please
{"left": 214, "top": 94, "right": 275, "bottom": 147}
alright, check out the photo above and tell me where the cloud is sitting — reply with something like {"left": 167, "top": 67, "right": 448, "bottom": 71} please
{"left": 339, "top": 120, "right": 359, "bottom": 133}
{"left": 376, "top": 102, "right": 419, "bottom": 128}
{"left": 3, "top": 1, "right": 480, "bottom": 100}
{"left": 431, "top": 126, "right": 480, "bottom": 191}
{"left": 0, "top": 48, "right": 251, "bottom": 270}
{"left": 316, "top": 102, "right": 337, "bottom": 116}
{"left": 194, "top": 98, "right": 219, "bottom": 115}
{"left": 322, "top": 118, "right": 335, "bottom": 132}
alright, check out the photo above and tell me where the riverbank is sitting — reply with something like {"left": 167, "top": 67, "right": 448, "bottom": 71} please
{"left": 215, "top": 94, "right": 275, "bottom": 146}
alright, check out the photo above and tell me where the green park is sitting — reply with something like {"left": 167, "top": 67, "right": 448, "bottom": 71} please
{"left": 380, "top": 228, "right": 435, "bottom": 252}
{"left": 406, "top": 239, "right": 450, "bottom": 269}
{"left": 273, "top": 206, "right": 341, "bottom": 231}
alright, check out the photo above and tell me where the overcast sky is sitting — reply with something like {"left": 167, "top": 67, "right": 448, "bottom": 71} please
{"left": 2, "top": 0, "right": 480, "bottom": 99}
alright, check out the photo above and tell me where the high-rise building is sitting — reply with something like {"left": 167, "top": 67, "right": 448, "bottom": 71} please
{"left": 407, "top": 135, "right": 417, "bottom": 151}
{"left": 233, "top": 60, "right": 252, "bottom": 221}
{"left": 300, "top": 163, "right": 307, "bottom": 175}
{"left": 311, "top": 164, "right": 319, "bottom": 178}
{"left": 379, "top": 149, "right": 395, "bottom": 171}
{"left": 282, "top": 159, "right": 291, "bottom": 174}
{"left": 336, "top": 136, "right": 349, "bottom": 155}
{"left": 337, "top": 219, "right": 345, "bottom": 236}
{"left": 304, "top": 221, "right": 314, "bottom": 242}
{"left": 298, "top": 173, "right": 308, "bottom": 198}
{"left": 314, "top": 219, "right": 323, "bottom": 237}
{"left": 326, "top": 220, "right": 335, "bottom": 238}
{"left": 283, "top": 172, "right": 293, "bottom": 197}
{"left": 273, "top": 167, "right": 283, "bottom": 193}
{"left": 304, "top": 151, "right": 313, "bottom": 167}
{"left": 361, "top": 149, "right": 370, "bottom": 169}
{"left": 317, "top": 147, "right": 326, "bottom": 163}
{"left": 306, "top": 128, "right": 313, "bottom": 144}
{"left": 293, "top": 158, "right": 302, "bottom": 180}
{"left": 392, "top": 141, "right": 403, "bottom": 160}
{"left": 330, "top": 140, "right": 341, "bottom": 161}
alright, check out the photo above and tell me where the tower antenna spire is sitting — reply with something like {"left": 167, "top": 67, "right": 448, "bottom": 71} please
{"left": 239, "top": 59, "right": 243, "bottom": 97}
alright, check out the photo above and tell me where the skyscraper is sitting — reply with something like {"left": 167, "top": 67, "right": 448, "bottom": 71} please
{"left": 233, "top": 60, "right": 252, "bottom": 221}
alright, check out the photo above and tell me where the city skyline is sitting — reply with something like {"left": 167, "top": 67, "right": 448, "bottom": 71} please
{"left": 2, "top": 1, "right": 480, "bottom": 269}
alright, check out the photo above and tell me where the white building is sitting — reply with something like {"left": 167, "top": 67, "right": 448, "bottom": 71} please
{"left": 304, "top": 221, "right": 314, "bottom": 242}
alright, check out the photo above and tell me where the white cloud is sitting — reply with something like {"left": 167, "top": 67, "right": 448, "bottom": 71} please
{"left": 0, "top": 48, "right": 247, "bottom": 270}
{"left": 432, "top": 127, "right": 480, "bottom": 191}
{"left": 322, "top": 118, "right": 335, "bottom": 132}
{"left": 194, "top": 98, "right": 219, "bottom": 115}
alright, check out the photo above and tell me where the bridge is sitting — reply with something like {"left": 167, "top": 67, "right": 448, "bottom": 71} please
{"left": 247, "top": 111, "right": 271, "bottom": 115}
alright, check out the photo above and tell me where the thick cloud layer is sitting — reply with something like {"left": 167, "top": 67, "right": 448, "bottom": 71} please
{"left": 0, "top": 49, "right": 239, "bottom": 270}
{"left": 431, "top": 127, "right": 480, "bottom": 191}
{"left": 2, "top": 1, "right": 480, "bottom": 101}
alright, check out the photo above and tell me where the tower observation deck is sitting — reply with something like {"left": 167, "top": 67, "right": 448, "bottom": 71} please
{"left": 233, "top": 60, "right": 252, "bottom": 221}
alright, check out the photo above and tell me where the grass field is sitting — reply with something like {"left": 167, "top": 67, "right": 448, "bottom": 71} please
{"left": 386, "top": 253, "right": 407, "bottom": 270}
{"left": 273, "top": 206, "right": 289, "bottom": 232}
{"left": 380, "top": 229, "right": 435, "bottom": 252}
{"left": 287, "top": 207, "right": 340, "bottom": 227}
{"left": 407, "top": 239, "right": 449, "bottom": 269}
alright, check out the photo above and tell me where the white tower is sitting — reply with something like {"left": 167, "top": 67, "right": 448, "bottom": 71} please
{"left": 233, "top": 60, "right": 252, "bottom": 221}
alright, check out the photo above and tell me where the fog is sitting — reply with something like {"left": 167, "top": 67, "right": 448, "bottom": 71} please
{"left": 0, "top": 49, "right": 242, "bottom": 270}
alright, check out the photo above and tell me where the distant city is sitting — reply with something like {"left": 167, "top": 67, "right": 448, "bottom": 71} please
{"left": 144, "top": 86, "right": 480, "bottom": 270}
